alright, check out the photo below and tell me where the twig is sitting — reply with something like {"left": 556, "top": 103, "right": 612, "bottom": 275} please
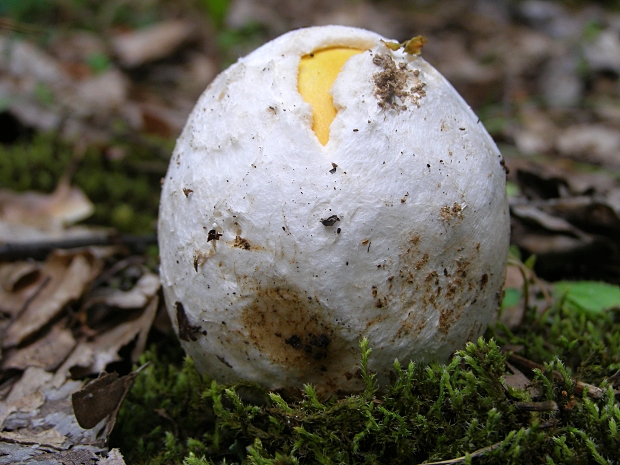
{"left": 0, "top": 234, "right": 157, "bottom": 261}
{"left": 508, "top": 353, "right": 604, "bottom": 400}
{"left": 421, "top": 441, "right": 505, "bottom": 465}
{"left": 514, "top": 400, "right": 559, "bottom": 411}
{"left": 421, "top": 422, "right": 556, "bottom": 465}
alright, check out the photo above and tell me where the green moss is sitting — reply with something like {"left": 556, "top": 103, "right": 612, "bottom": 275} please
{"left": 0, "top": 0, "right": 167, "bottom": 32}
{"left": 0, "top": 132, "right": 167, "bottom": 234}
{"left": 113, "top": 295, "right": 620, "bottom": 464}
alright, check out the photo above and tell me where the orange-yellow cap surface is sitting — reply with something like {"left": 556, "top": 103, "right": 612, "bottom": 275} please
{"left": 298, "top": 48, "right": 363, "bottom": 145}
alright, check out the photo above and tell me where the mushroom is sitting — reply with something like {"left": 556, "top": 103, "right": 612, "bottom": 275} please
{"left": 158, "top": 26, "right": 509, "bottom": 394}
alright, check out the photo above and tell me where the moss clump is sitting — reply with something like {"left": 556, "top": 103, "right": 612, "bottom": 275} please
{"left": 113, "top": 297, "right": 620, "bottom": 464}
{"left": 491, "top": 302, "right": 620, "bottom": 388}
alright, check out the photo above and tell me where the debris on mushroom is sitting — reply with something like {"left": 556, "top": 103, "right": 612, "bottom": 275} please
{"left": 158, "top": 26, "right": 510, "bottom": 394}
{"left": 320, "top": 215, "right": 340, "bottom": 226}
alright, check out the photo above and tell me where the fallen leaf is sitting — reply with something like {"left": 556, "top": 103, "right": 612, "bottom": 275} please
{"left": 3, "top": 251, "right": 98, "bottom": 348}
{"left": 0, "top": 35, "right": 66, "bottom": 83}
{"left": 1, "top": 324, "right": 76, "bottom": 372}
{"left": 0, "top": 369, "right": 110, "bottom": 450}
{"left": 72, "top": 370, "right": 140, "bottom": 430}
{"left": 112, "top": 20, "right": 195, "bottom": 68}
{"left": 0, "top": 182, "right": 94, "bottom": 233}
{"left": 511, "top": 204, "right": 589, "bottom": 239}
{"left": 98, "top": 272, "right": 160, "bottom": 309}
{"left": 583, "top": 29, "right": 620, "bottom": 75}
{"left": 0, "top": 442, "right": 111, "bottom": 465}
{"left": 0, "top": 367, "right": 52, "bottom": 429}
{"left": 53, "top": 295, "right": 158, "bottom": 381}
{"left": 512, "top": 107, "right": 558, "bottom": 154}
{"left": 502, "top": 362, "right": 532, "bottom": 392}
{"left": 553, "top": 281, "right": 620, "bottom": 315}
{"left": 507, "top": 157, "right": 620, "bottom": 282}
{"left": 100, "top": 449, "right": 127, "bottom": 465}
{"left": 0, "top": 261, "right": 41, "bottom": 292}
{"left": 556, "top": 124, "right": 620, "bottom": 169}
{"left": 0, "top": 261, "right": 44, "bottom": 318}
{"left": 59, "top": 69, "right": 128, "bottom": 119}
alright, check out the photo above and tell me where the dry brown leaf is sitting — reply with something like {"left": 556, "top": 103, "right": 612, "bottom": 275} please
{"left": 0, "top": 428, "right": 67, "bottom": 449}
{"left": 112, "top": 20, "right": 195, "bottom": 68}
{"left": 516, "top": 232, "right": 587, "bottom": 255}
{"left": 0, "top": 443, "right": 112, "bottom": 465}
{"left": 0, "top": 261, "right": 41, "bottom": 292}
{"left": 0, "top": 34, "right": 66, "bottom": 83}
{"left": 0, "top": 261, "right": 44, "bottom": 318}
{"left": 3, "top": 251, "right": 100, "bottom": 348}
{"left": 0, "top": 368, "right": 110, "bottom": 450}
{"left": 1, "top": 324, "right": 76, "bottom": 372}
{"left": 0, "top": 367, "right": 51, "bottom": 429}
{"left": 502, "top": 362, "right": 532, "bottom": 392}
{"left": 53, "top": 295, "right": 158, "bottom": 381}
{"left": 0, "top": 182, "right": 94, "bottom": 234}
{"left": 59, "top": 69, "right": 128, "bottom": 119}
{"left": 72, "top": 370, "right": 140, "bottom": 432}
{"left": 100, "top": 449, "right": 127, "bottom": 465}
{"left": 512, "top": 107, "right": 558, "bottom": 155}
{"left": 99, "top": 272, "right": 160, "bottom": 309}
{"left": 511, "top": 204, "right": 589, "bottom": 239}
{"left": 556, "top": 124, "right": 620, "bottom": 169}
{"left": 508, "top": 156, "right": 620, "bottom": 282}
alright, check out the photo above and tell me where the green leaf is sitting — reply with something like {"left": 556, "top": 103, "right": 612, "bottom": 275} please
{"left": 554, "top": 281, "right": 620, "bottom": 315}
{"left": 501, "top": 287, "right": 521, "bottom": 310}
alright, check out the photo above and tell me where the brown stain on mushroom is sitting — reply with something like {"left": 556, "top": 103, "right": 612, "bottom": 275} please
{"left": 395, "top": 311, "right": 427, "bottom": 340}
{"left": 239, "top": 282, "right": 348, "bottom": 376}
{"left": 231, "top": 236, "right": 263, "bottom": 251}
{"left": 390, "top": 227, "right": 487, "bottom": 338}
{"left": 440, "top": 202, "right": 463, "bottom": 223}
{"left": 434, "top": 256, "right": 477, "bottom": 333}
{"left": 438, "top": 306, "right": 459, "bottom": 334}
{"left": 414, "top": 253, "right": 429, "bottom": 270}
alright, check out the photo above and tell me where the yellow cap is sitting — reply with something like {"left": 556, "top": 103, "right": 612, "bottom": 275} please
{"left": 298, "top": 48, "right": 363, "bottom": 145}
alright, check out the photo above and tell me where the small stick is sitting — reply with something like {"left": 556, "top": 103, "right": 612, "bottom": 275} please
{"left": 0, "top": 234, "right": 157, "bottom": 261}
{"left": 514, "top": 400, "right": 559, "bottom": 411}
{"left": 422, "top": 422, "right": 555, "bottom": 465}
{"left": 508, "top": 353, "right": 604, "bottom": 400}
{"left": 421, "top": 441, "right": 505, "bottom": 465}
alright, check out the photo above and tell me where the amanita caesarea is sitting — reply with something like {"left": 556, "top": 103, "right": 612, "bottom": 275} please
{"left": 158, "top": 25, "right": 510, "bottom": 394}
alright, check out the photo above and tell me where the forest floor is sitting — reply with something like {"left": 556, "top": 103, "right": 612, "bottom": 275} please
{"left": 1, "top": 1, "right": 620, "bottom": 464}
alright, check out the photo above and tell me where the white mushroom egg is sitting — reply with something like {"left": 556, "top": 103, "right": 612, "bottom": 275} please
{"left": 158, "top": 25, "right": 510, "bottom": 394}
